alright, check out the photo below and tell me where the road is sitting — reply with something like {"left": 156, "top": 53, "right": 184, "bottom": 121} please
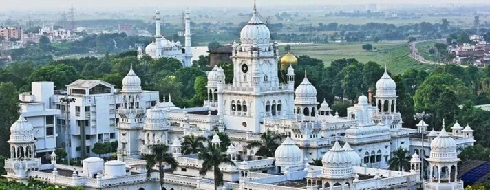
{"left": 408, "top": 39, "right": 446, "bottom": 65}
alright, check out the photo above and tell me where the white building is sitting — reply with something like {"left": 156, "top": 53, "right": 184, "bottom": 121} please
{"left": 140, "top": 10, "right": 193, "bottom": 67}
{"left": 18, "top": 82, "right": 61, "bottom": 162}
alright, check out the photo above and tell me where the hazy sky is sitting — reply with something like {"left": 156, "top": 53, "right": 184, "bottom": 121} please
{"left": 1, "top": 0, "right": 489, "bottom": 11}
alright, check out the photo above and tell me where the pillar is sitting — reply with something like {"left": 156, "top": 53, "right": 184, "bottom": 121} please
{"left": 437, "top": 165, "right": 441, "bottom": 183}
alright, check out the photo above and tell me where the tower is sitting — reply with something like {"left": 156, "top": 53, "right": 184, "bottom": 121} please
{"left": 184, "top": 9, "right": 193, "bottom": 67}
{"left": 5, "top": 117, "right": 41, "bottom": 179}
{"left": 287, "top": 65, "right": 295, "bottom": 90}
{"left": 425, "top": 127, "right": 462, "bottom": 190}
{"left": 170, "top": 138, "right": 182, "bottom": 158}
{"left": 117, "top": 66, "right": 145, "bottom": 160}
{"left": 154, "top": 10, "right": 162, "bottom": 58}
{"left": 142, "top": 107, "right": 169, "bottom": 154}
{"left": 294, "top": 74, "right": 318, "bottom": 122}
{"left": 374, "top": 67, "right": 398, "bottom": 125}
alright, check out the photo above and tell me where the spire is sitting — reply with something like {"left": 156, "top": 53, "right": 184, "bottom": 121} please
{"left": 168, "top": 93, "right": 172, "bottom": 102}
{"left": 253, "top": 0, "right": 257, "bottom": 14}
{"left": 304, "top": 70, "right": 307, "bottom": 78}
{"left": 384, "top": 63, "right": 387, "bottom": 74}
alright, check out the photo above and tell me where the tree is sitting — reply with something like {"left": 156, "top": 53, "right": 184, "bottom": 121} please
{"left": 408, "top": 37, "right": 416, "bottom": 43}
{"left": 217, "top": 62, "right": 233, "bottom": 84}
{"left": 198, "top": 141, "right": 235, "bottom": 190}
{"left": 156, "top": 76, "right": 184, "bottom": 106}
{"left": 181, "top": 135, "right": 206, "bottom": 155}
{"left": 309, "top": 158, "right": 323, "bottom": 166}
{"left": 341, "top": 63, "right": 364, "bottom": 102}
{"left": 142, "top": 154, "right": 157, "bottom": 179}
{"left": 39, "top": 36, "right": 51, "bottom": 45}
{"left": 246, "top": 131, "right": 283, "bottom": 157}
{"left": 28, "top": 64, "right": 79, "bottom": 89}
{"left": 457, "top": 31, "right": 471, "bottom": 44}
{"left": 99, "top": 73, "right": 123, "bottom": 89}
{"left": 208, "top": 41, "right": 223, "bottom": 51}
{"left": 389, "top": 148, "right": 410, "bottom": 171}
{"left": 92, "top": 142, "right": 109, "bottom": 157}
{"left": 54, "top": 148, "right": 67, "bottom": 163}
{"left": 175, "top": 67, "right": 206, "bottom": 102}
{"left": 149, "top": 144, "right": 178, "bottom": 190}
{"left": 362, "top": 43, "right": 373, "bottom": 51}
{"left": 284, "top": 44, "right": 291, "bottom": 52}
{"left": 0, "top": 82, "right": 19, "bottom": 158}
{"left": 190, "top": 76, "right": 208, "bottom": 106}
{"left": 441, "top": 18, "right": 449, "bottom": 32}
{"left": 362, "top": 61, "right": 384, "bottom": 89}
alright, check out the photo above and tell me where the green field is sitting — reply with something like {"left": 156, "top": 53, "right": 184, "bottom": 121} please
{"left": 416, "top": 41, "right": 439, "bottom": 62}
{"left": 280, "top": 41, "right": 434, "bottom": 75}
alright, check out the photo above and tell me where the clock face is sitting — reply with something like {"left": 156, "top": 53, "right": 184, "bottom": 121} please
{"left": 242, "top": 64, "right": 249, "bottom": 73}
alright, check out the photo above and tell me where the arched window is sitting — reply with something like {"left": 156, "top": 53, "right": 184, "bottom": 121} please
{"left": 383, "top": 100, "right": 390, "bottom": 112}
{"left": 303, "top": 107, "right": 310, "bottom": 116}
{"left": 296, "top": 107, "right": 301, "bottom": 114}
{"left": 266, "top": 101, "right": 271, "bottom": 113}
{"left": 277, "top": 100, "right": 282, "bottom": 112}
{"left": 272, "top": 101, "right": 277, "bottom": 116}
{"left": 311, "top": 107, "right": 316, "bottom": 116}
{"left": 231, "top": 100, "right": 236, "bottom": 111}
{"left": 243, "top": 101, "right": 247, "bottom": 113}
{"left": 237, "top": 100, "right": 242, "bottom": 111}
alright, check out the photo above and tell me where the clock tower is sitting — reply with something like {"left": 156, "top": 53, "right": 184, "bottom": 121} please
{"left": 214, "top": 3, "right": 295, "bottom": 133}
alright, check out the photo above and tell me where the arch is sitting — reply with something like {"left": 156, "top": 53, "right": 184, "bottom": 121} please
{"left": 364, "top": 152, "right": 369, "bottom": 163}
{"left": 11, "top": 146, "right": 15, "bottom": 158}
{"left": 311, "top": 107, "right": 316, "bottom": 116}
{"left": 277, "top": 100, "right": 282, "bottom": 112}
{"left": 18, "top": 146, "right": 24, "bottom": 158}
{"left": 237, "top": 100, "right": 242, "bottom": 112}
{"left": 231, "top": 100, "right": 236, "bottom": 112}
{"left": 303, "top": 107, "right": 310, "bottom": 116}
{"left": 242, "top": 101, "right": 247, "bottom": 113}
{"left": 138, "top": 188, "right": 145, "bottom": 190}
{"left": 376, "top": 150, "right": 382, "bottom": 162}
{"left": 272, "top": 101, "right": 277, "bottom": 116}
{"left": 383, "top": 100, "right": 389, "bottom": 112}
{"left": 296, "top": 107, "right": 301, "bottom": 114}
{"left": 266, "top": 101, "right": 271, "bottom": 113}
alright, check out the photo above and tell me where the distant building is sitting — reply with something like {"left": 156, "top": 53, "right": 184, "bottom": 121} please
{"left": 0, "top": 27, "right": 23, "bottom": 41}
{"left": 208, "top": 45, "right": 232, "bottom": 67}
{"left": 118, "top": 23, "right": 135, "bottom": 36}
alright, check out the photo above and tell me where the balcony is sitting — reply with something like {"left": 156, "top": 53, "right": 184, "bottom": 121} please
{"left": 85, "top": 112, "right": 90, "bottom": 119}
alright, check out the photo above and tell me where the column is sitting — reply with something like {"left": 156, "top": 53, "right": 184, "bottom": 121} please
{"left": 393, "top": 99, "right": 397, "bottom": 113}
{"left": 437, "top": 165, "right": 441, "bottom": 183}
{"left": 329, "top": 182, "right": 333, "bottom": 190}
{"left": 381, "top": 101, "right": 385, "bottom": 113}
{"left": 429, "top": 164, "right": 433, "bottom": 182}
{"left": 454, "top": 164, "right": 458, "bottom": 182}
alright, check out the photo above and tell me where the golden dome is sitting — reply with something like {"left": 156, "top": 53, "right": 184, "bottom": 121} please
{"left": 280, "top": 52, "right": 298, "bottom": 70}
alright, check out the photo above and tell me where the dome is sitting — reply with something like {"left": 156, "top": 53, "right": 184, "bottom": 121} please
{"left": 410, "top": 153, "right": 421, "bottom": 163}
{"left": 463, "top": 124, "right": 473, "bottom": 132}
{"left": 428, "top": 129, "right": 438, "bottom": 137}
{"left": 294, "top": 76, "right": 317, "bottom": 105}
{"left": 280, "top": 52, "right": 298, "bottom": 70}
{"left": 207, "top": 65, "right": 219, "bottom": 82}
{"left": 275, "top": 138, "right": 302, "bottom": 167}
{"left": 122, "top": 67, "right": 142, "bottom": 92}
{"left": 322, "top": 141, "right": 351, "bottom": 165}
{"left": 144, "top": 107, "right": 167, "bottom": 130}
{"left": 430, "top": 128, "right": 457, "bottom": 152}
{"left": 452, "top": 121, "right": 463, "bottom": 130}
{"left": 239, "top": 6, "right": 271, "bottom": 45}
{"left": 10, "top": 117, "right": 33, "bottom": 135}
{"left": 145, "top": 42, "right": 157, "bottom": 57}
{"left": 358, "top": 95, "right": 368, "bottom": 105}
{"left": 343, "top": 142, "right": 361, "bottom": 166}
{"left": 211, "top": 133, "right": 221, "bottom": 144}
{"left": 226, "top": 144, "right": 236, "bottom": 154}
{"left": 375, "top": 69, "right": 396, "bottom": 97}
{"left": 319, "top": 99, "right": 331, "bottom": 112}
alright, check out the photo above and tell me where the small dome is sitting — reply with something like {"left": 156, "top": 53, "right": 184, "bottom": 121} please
{"left": 452, "top": 121, "right": 463, "bottom": 130}
{"left": 239, "top": 7, "right": 270, "bottom": 45}
{"left": 211, "top": 133, "right": 221, "bottom": 144}
{"left": 343, "top": 142, "right": 361, "bottom": 166}
{"left": 146, "top": 107, "right": 166, "bottom": 121}
{"left": 319, "top": 99, "right": 331, "bottom": 112}
{"left": 275, "top": 138, "right": 302, "bottom": 167}
{"left": 122, "top": 67, "right": 142, "bottom": 92}
{"left": 322, "top": 141, "right": 351, "bottom": 165}
{"left": 428, "top": 129, "right": 438, "bottom": 137}
{"left": 410, "top": 153, "right": 421, "bottom": 163}
{"left": 294, "top": 76, "right": 317, "bottom": 105}
{"left": 358, "top": 95, "right": 368, "bottom": 105}
{"left": 375, "top": 69, "right": 396, "bottom": 97}
{"left": 145, "top": 42, "right": 157, "bottom": 57}
{"left": 281, "top": 52, "right": 298, "bottom": 70}
{"left": 207, "top": 65, "right": 219, "bottom": 82}
{"left": 10, "top": 117, "right": 33, "bottom": 134}
{"left": 463, "top": 124, "right": 473, "bottom": 132}
{"left": 430, "top": 128, "right": 457, "bottom": 152}
{"left": 226, "top": 144, "right": 236, "bottom": 154}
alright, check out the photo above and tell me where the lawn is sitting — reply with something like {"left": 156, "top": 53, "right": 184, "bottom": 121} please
{"left": 280, "top": 41, "right": 435, "bottom": 75}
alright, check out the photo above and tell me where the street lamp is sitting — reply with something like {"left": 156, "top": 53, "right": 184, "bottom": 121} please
{"left": 60, "top": 97, "right": 75, "bottom": 165}
{"left": 414, "top": 111, "right": 432, "bottom": 185}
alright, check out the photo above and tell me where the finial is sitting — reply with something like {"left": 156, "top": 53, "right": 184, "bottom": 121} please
{"left": 130, "top": 62, "right": 133, "bottom": 71}
{"left": 253, "top": 0, "right": 257, "bottom": 14}
{"left": 442, "top": 118, "right": 446, "bottom": 128}
{"left": 384, "top": 63, "right": 387, "bottom": 74}
{"left": 304, "top": 70, "right": 307, "bottom": 78}
{"left": 168, "top": 93, "right": 172, "bottom": 102}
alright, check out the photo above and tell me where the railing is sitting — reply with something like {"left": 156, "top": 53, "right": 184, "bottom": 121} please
{"left": 242, "top": 182, "right": 303, "bottom": 190}
{"left": 98, "top": 173, "right": 147, "bottom": 187}
{"left": 238, "top": 158, "right": 275, "bottom": 170}
{"left": 85, "top": 112, "right": 90, "bottom": 119}
{"left": 424, "top": 182, "right": 464, "bottom": 190}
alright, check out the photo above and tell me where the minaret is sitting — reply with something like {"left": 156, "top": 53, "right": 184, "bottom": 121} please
{"left": 155, "top": 10, "right": 162, "bottom": 58}
{"left": 184, "top": 9, "right": 193, "bottom": 67}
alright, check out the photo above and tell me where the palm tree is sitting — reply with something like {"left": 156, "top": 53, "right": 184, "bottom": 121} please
{"left": 142, "top": 154, "right": 157, "bottom": 179}
{"left": 389, "top": 148, "right": 411, "bottom": 171}
{"left": 198, "top": 141, "right": 235, "bottom": 190}
{"left": 182, "top": 135, "right": 206, "bottom": 155}
{"left": 246, "top": 130, "right": 283, "bottom": 157}
{"left": 149, "top": 144, "right": 178, "bottom": 190}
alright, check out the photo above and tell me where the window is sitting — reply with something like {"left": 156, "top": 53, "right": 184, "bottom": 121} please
{"left": 71, "top": 89, "right": 85, "bottom": 95}
{"left": 46, "top": 127, "right": 54, "bottom": 136}
{"left": 86, "top": 146, "right": 90, "bottom": 154}
{"left": 46, "top": 115, "right": 54, "bottom": 125}
{"left": 110, "top": 133, "right": 115, "bottom": 139}
{"left": 76, "top": 146, "right": 81, "bottom": 151}
{"left": 86, "top": 135, "right": 90, "bottom": 140}
{"left": 116, "top": 104, "right": 120, "bottom": 109}
{"left": 85, "top": 106, "right": 90, "bottom": 112}
{"left": 89, "top": 84, "right": 111, "bottom": 94}
{"left": 181, "top": 168, "right": 187, "bottom": 172}
{"left": 98, "top": 134, "right": 103, "bottom": 140}
{"left": 76, "top": 106, "right": 81, "bottom": 116}
{"left": 151, "top": 101, "right": 156, "bottom": 107}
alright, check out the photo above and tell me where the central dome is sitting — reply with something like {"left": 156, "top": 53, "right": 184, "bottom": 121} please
{"left": 239, "top": 7, "right": 271, "bottom": 45}
{"left": 122, "top": 67, "right": 142, "bottom": 92}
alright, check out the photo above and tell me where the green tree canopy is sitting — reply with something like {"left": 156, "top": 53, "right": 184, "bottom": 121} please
{"left": 28, "top": 64, "right": 78, "bottom": 89}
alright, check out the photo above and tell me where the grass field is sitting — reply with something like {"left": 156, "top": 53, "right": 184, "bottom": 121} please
{"left": 280, "top": 41, "right": 435, "bottom": 75}
{"left": 416, "top": 41, "right": 438, "bottom": 62}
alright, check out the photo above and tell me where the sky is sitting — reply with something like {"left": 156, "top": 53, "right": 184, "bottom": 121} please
{"left": 1, "top": 0, "right": 489, "bottom": 12}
